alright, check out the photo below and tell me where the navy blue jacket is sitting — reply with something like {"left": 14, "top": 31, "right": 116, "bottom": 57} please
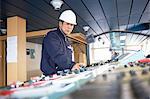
{"left": 40, "top": 28, "right": 75, "bottom": 75}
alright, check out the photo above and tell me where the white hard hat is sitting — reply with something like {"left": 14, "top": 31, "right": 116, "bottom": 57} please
{"left": 59, "top": 10, "right": 77, "bottom": 25}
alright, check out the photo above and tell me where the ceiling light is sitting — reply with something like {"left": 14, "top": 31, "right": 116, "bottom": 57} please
{"left": 98, "top": 36, "right": 105, "bottom": 45}
{"left": 102, "top": 42, "right": 105, "bottom": 45}
{"left": 83, "top": 26, "right": 90, "bottom": 32}
{"left": 120, "top": 36, "right": 126, "bottom": 40}
{"left": 0, "top": 19, "right": 3, "bottom": 23}
{"left": 98, "top": 36, "right": 101, "bottom": 41}
{"left": 120, "top": 42, "right": 125, "bottom": 46}
{"left": 0, "top": 29, "right": 6, "bottom": 34}
{"left": 50, "top": 0, "right": 63, "bottom": 10}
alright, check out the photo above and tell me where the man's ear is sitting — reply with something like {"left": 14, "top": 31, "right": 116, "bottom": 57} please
{"left": 59, "top": 21, "right": 63, "bottom": 27}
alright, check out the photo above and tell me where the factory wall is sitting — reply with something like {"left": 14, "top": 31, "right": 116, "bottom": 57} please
{"left": 125, "top": 38, "right": 150, "bottom": 56}
{"left": 89, "top": 37, "right": 150, "bottom": 64}
{"left": 26, "top": 42, "right": 42, "bottom": 80}
{"left": 89, "top": 39, "right": 111, "bottom": 64}
{"left": 142, "top": 38, "right": 150, "bottom": 56}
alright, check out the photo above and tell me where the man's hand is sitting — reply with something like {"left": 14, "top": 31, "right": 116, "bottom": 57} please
{"left": 71, "top": 63, "right": 80, "bottom": 70}
{"left": 71, "top": 63, "right": 85, "bottom": 70}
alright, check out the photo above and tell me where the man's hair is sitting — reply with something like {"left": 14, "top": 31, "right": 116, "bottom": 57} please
{"left": 59, "top": 20, "right": 64, "bottom": 23}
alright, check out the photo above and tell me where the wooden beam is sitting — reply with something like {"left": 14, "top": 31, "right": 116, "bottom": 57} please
{"left": 26, "top": 28, "right": 57, "bottom": 37}
{"left": 0, "top": 35, "right": 6, "bottom": 41}
{"left": 0, "top": 28, "right": 87, "bottom": 44}
{"left": 67, "top": 34, "right": 87, "bottom": 44}
{"left": 69, "top": 33, "right": 86, "bottom": 41}
{"left": 27, "top": 28, "right": 87, "bottom": 44}
{"left": 0, "top": 29, "right": 54, "bottom": 40}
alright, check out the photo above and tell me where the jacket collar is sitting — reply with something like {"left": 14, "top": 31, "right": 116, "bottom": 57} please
{"left": 57, "top": 28, "right": 67, "bottom": 41}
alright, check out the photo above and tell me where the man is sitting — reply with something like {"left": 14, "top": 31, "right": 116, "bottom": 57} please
{"left": 40, "top": 10, "right": 82, "bottom": 76}
{"left": 111, "top": 50, "right": 119, "bottom": 61}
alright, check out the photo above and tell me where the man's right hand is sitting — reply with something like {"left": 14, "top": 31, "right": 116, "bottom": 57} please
{"left": 71, "top": 63, "right": 86, "bottom": 71}
{"left": 71, "top": 63, "right": 81, "bottom": 71}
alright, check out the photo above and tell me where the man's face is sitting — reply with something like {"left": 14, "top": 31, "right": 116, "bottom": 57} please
{"left": 59, "top": 21, "right": 75, "bottom": 35}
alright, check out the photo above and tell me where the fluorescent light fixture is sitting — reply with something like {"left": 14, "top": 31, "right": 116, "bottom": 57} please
{"left": 120, "top": 36, "right": 126, "bottom": 40}
{"left": 120, "top": 43, "right": 125, "bottom": 46}
{"left": 83, "top": 26, "right": 90, "bottom": 32}
{"left": 0, "top": 29, "right": 6, "bottom": 34}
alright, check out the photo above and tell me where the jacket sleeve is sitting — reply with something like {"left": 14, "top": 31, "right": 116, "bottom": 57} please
{"left": 44, "top": 33, "right": 74, "bottom": 70}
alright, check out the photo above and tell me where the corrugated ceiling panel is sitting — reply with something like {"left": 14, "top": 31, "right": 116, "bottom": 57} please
{"left": 117, "top": 0, "right": 132, "bottom": 26}
{"left": 65, "top": 0, "right": 103, "bottom": 34}
{"left": 83, "top": 0, "right": 109, "bottom": 32}
{"left": 100, "top": 0, "right": 118, "bottom": 29}
{"left": 129, "top": 0, "right": 149, "bottom": 24}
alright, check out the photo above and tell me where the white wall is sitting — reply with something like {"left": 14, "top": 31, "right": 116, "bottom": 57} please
{"left": 26, "top": 42, "right": 42, "bottom": 71}
{"left": 126, "top": 38, "right": 150, "bottom": 56}
{"left": 89, "top": 39, "right": 111, "bottom": 64}
{"left": 141, "top": 38, "right": 150, "bottom": 56}
{"left": 89, "top": 37, "right": 150, "bottom": 64}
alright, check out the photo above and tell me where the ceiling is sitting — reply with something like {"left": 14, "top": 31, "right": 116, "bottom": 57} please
{"left": 0, "top": 0, "right": 150, "bottom": 45}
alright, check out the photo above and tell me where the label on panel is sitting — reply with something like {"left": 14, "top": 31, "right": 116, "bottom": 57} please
{"left": 7, "top": 36, "right": 17, "bottom": 63}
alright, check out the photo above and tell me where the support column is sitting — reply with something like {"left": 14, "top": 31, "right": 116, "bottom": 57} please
{"left": 0, "top": 41, "right": 4, "bottom": 86}
{"left": 86, "top": 44, "right": 90, "bottom": 65}
{"left": 7, "top": 16, "right": 26, "bottom": 85}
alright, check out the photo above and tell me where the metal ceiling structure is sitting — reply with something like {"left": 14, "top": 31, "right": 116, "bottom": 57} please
{"left": 0, "top": 0, "right": 150, "bottom": 45}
